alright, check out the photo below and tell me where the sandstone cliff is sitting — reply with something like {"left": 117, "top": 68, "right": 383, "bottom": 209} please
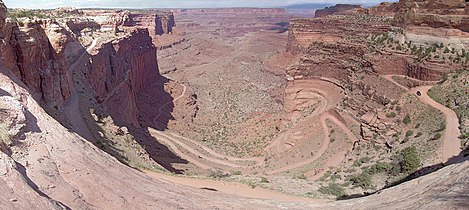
{"left": 86, "top": 28, "right": 159, "bottom": 126}
{"left": 286, "top": 17, "right": 458, "bottom": 82}
{"left": 394, "top": 0, "right": 469, "bottom": 32}
{"left": 368, "top": 2, "right": 400, "bottom": 17}
{"left": 0, "top": 18, "right": 72, "bottom": 109}
{"left": 315, "top": 4, "right": 362, "bottom": 18}
{"left": 131, "top": 12, "right": 175, "bottom": 35}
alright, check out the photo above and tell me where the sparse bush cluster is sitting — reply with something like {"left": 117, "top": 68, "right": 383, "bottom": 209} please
{"left": 7, "top": 10, "right": 51, "bottom": 19}
{"left": 399, "top": 146, "right": 421, "bottom": 173}
{"left": 345, "top": 146, "right": 421, "bottom": 190}
{"left": 318, "top": 182, "right": 347, "bottom": 197}
{"left": 0, "top": 124, "right": 12, "bottom": 152}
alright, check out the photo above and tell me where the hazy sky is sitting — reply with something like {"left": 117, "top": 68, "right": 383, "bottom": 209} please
{"left": 3, "top": 0, "right": 390, "bottom": 9}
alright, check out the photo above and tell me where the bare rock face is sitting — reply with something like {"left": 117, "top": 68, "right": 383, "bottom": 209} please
{"left": 100, "top": 10, "right": 135, "bottom": 32}
{"left": 131, "top": 12, "right": 175, "bottom": 36}
{"left": 315, "top": 4, "right": 362, "bottom": 18}
{"left": 394, "top": 0, "right": 469, "bottom": 32}
{"left": 0, "top": 0, "right": 6, "bottom": 29}
{"left": 65, "top": 18, "right": 101, "bottom": 34}
{"left": 368, "top": 2, "right": 400, "bottom": 17}
{"left": 156, "top": 12, "right": 175, "bottom": 35}
{"left": 1, "top": 20, "right": 72, "bottom": 109}
{"left": 85, "top": 29, "right": 159, "bottom": 126}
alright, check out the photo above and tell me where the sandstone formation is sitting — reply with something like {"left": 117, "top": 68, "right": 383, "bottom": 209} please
{"left": 314, "top": 4, "right": 362, "bottom": 18}
{"left": 131, "top": 12, "right": 176, "bottom": 42}
{"left": 0, "top": 18, "right": 73, "bottom": 109}
{"left": 367, "top": 2, "right": 400, "bottom": 17}
{"left": 394, "top": 0, "right": 469, "bottom": 32}
{"left": 86, "top": 28, "right": 159, "bottom": 126}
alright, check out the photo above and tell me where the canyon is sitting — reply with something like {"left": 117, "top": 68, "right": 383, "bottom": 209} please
{"left": 0, "top": 0, "right": 468, "bottom": 209}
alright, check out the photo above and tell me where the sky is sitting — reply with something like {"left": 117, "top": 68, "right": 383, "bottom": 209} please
{"left": 3, "top": 0, "right": 390, "bottom": 9}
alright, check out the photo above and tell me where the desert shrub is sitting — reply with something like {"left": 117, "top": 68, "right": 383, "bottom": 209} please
{"left": 400, "top": 146, "right": 421, "bottom": 173}
{"left": 386, "top": 112, "right": 397, "bottom": 118}
{"left": 434, "top": 123, "right": 446, "bottom": 133}
{"left": 7, "top": 10, "right": 51, "bottom": 19}
{"left": 366, "top": 162, "right": 392, "bottom": 175}
{"left": 415, "top": 123, "right": 421, "bottom": 129}
{"left": 296, "top": 174, "right": 307, "bottom": 180}
{"left": 330, "top": 174, "right": 341, "bottom": 181}
{"left": 444, "top": 47, "right": 450, "bottom": 53}
{"left": 459, "top": 133, "right": 469, "bottom": 139}
{"left": 232, "top": 171, "right": 242, "bottom": 175}
{"left": 403, "top": 114, "right": 411, "bottom": 125}
{"left": 347, "top": 173, "right": 373, "bottom": 189}
{"left": 431, "top": 133, "right": 442, "bottom": 140}
{"left": 0, "top": 124, "right": 12, "bottom": 151}
{"left": 352, "top": 156, "right": 371, "bottom": 167}
{"left": 318, "top": 183, "right": 347, "bottom": 197}
{"left": 209, "top": 169, "right": 229, "bottom": 178}
{"left": 414, "top": 132, "right": 423, "bottom": 138}
{"left": 405, "top": 130, "right": 414, "bottom": 137}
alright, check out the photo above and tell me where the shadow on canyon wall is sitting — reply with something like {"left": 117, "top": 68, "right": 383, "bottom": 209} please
{"left": 0, "top": 25, "right": 188, "bottom": 174}
{"left": 78, "top": 51, "right": 187, "bottom": 174}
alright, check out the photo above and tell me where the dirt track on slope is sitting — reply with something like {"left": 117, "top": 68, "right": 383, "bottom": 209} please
{"left": 64, "top": 39, "right": 99, "bottom": 141}
{"left": 383, "top": 75, "right": 462, "bottom": 162}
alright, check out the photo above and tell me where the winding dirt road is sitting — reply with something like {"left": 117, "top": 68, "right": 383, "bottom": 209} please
{"left": 307, "top": 114, "right": 358, "bottom": 180}
{"left": 266, "top": 113, "right": 332, "bottom": 175}
{"left": 383, "top": 75, "right": 461, "bottom": 162}
{"left": 150, "top": 80, "right": 264, "bottom": 170}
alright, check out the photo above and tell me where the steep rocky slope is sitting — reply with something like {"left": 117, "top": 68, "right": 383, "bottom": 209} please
{"left": 0, "top": 19, "right": 73, "bottom": 110}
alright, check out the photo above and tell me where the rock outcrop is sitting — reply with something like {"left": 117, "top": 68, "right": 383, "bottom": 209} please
{"left": 367, "top": 2, "right": 400, "bottom": 17}
{"left": 314, "top": 4, "right": 362, "bottom": 18}
{"left": 0, "top": 0, "right": 6, "bottom": 28}
{"left": 394, "top": 0, "right": 469, "bottom": 32}
{"left": 131, "top": 12, "right": 175, "bottom": 36}
{"left": 86, "top": 28, "right": 159, "bottom": 126}
{"left": 0, "top": 19, "right": 72, "bottom": 109}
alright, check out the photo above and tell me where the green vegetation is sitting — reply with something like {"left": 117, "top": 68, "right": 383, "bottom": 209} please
{"left": 346, "top": 172, "right": 373, "bottom": 190}
{"left": 415, "top": 132, "right": 423, "bottom": 138}
{"left": 365, "top": 162, "right": 392, "bottom": 175}
{"left": 352, "top": 156, "right": 371, "bottom": 167}
{"left": 295, "top": 173, "right": 307, "bottom": 180}
{"left": 209, "top": 169, "right": 229, "bottom": 178}
{"left": 260, "top": 177, "right": 269, "bottom": 183}
{"left": 400, "top": 146, "right": 421, "bottom": 173}
{"left": 429, "top": 70, "right": 469, "bottom": 150}
{"left": 0, "top": 124, "right": 12, "bottom": 151}
{"left": 405, "top": 130, "right": 414, "bottom": 137}
{"left": 386, "top": 112, "right": 397, "bottom": 118}
{"left": 232, "top": 171, "right": 242, "bottom": 176}
{"left": 346, "top": 146, "right": 422, "bottom": 190}
{"left": 7, "top": 10, "right": 51, "bottom": 19}
{"left": 431, "top": 133, "right": 442, "bottom": 141}
{"left": 403, "top": 114, "right": 411, "bottom": 125}
{"left": 318, "top": 183, "right": 347, "bottom": 197}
